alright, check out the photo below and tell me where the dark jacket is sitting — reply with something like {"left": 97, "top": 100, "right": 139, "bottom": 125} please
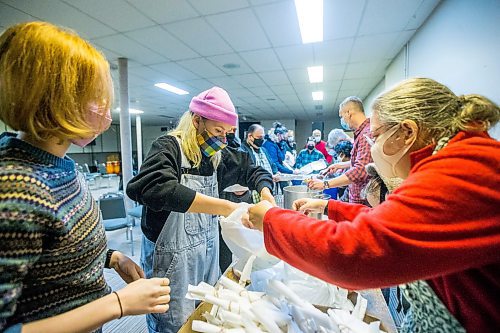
{"left": 239, "top": 141, "right": 277, "bottom": 174}
{"left": 126, "top": 135, "right": 273, "bottom": 242}
{"left": 262, "top": 139, "right": 293, "bottom": 174}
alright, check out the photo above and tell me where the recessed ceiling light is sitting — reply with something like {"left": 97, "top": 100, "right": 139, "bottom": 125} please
{"left": 154, "top": 83, "right": 189, "bottom": 95}
{"left": 222, "top": 63, "right": 241, "bottom": 69}
{"left": 114, "top": 108, "right": 144, "bottom": 114}
{"left": 307, "top": 66, "right": 323, "bottom": 83}
{"left": 312, "top": 91, "right": 323, "bottom": 101}
{"left": 294, "top": 0, "right": 323, "bottom": 44}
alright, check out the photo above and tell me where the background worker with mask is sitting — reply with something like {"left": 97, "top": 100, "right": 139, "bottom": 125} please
{"left": 294, "top": 137, "right": 326, "bottom": 171}
{"left": 309, "top": 96, "right": 373, "bottom": 204}
{"left": 312, "top": 129, "right": 332, "bottom": 163}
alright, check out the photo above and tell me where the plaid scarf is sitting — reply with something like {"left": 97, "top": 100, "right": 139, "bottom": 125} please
{"left": 197, "top": 130, "right": 227, "bottom": 157}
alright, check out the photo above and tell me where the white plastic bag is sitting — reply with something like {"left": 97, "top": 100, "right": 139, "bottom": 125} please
{"left": 219, "top": 203, "right": 280, "bottom": 271}
{"left": 249, "top": 262, "right": 355, "bottom": 309}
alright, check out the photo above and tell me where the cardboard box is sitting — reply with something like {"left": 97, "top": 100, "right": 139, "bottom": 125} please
{"left": 178, "top": 270, "right": 396, "bottom": 333}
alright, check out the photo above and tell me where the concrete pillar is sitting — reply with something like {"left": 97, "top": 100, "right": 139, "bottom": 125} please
{"left": 136, "top": 115, "right": 143, "bottom": 170}
{"left": 118, "top": 57, "right": 134, "bottom": 211}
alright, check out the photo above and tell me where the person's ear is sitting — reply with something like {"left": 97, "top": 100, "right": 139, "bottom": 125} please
{"left": 400, "top": 120, "right": 418, "bottom": 145}
{"left": 193, "top": 115, "right": 201, "bottom": 130}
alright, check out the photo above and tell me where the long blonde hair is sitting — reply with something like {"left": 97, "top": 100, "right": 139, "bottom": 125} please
{"left": 0, "top": 22, "right": 113, "bottom": 141}
{"left": 373, "top": 78, "right": 499, "bottom": 144}
{"left": 169, "top": 111, "right": 221, "bottom": 169}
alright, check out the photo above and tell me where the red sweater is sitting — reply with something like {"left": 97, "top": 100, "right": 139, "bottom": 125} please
{"left": 315, "top": 140, "right": 332, "bottom": 163}
{"left": 263, "top": 131, "right": 500, "bottom": 332}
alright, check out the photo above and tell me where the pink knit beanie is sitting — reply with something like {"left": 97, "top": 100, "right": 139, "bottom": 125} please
{"left": 189, "top": 87, "right": 238, "bottom": 126}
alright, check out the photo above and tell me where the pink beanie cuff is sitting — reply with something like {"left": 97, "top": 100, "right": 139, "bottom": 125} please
{"left": 189, "top": 87, "right": 238, "bottom": 127}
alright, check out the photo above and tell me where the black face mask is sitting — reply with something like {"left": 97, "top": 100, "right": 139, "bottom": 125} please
{"left": 307, "top": 145, "right": 315, "bottom": 150}
{"left": 226, "top": 133, "right": 236, "bottom": 140}
{"left": 252, "top": 138, "right": 264, "bottom": 147}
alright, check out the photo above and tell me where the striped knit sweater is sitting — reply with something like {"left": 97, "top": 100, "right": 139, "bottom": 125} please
{"left": 0, "top": 132, "right": 109, "bottom": 331}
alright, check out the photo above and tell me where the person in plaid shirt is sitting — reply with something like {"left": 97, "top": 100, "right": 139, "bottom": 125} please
{"left": 294, "top": 137, "right": 326, "bottom": 170}
{"left": 308, "top": 96, "right": 373, "bottom": 204}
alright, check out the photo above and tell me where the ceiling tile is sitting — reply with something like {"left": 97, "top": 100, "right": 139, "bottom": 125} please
{"left": 125, "top": 26, "right": 199, "bottom": 61}
{"left": 187, "top": 0, "right": 249, "bottom": 15}
{"left": 322, "top": 81, "right": 343, "bottom": 94}
{"left": 227, "top": 88, "right": 255, "bottom": 98}
{"left": 128, "top": 65, "right": 174, "bottom": 82}
{"left": 176, "top": 58, "right": 226, "bottom": 78}
{"left": 358, "top": 0, "right": 421, "bottom": 36}
{"left": 1, "top": 0, "right": 116, "bottom": 39}
{"left": 65, "top": 0, "right": 155, "bottom": 32}
{"left": 232, "top": 73, "right": 266, "bottom": 88}
{"left": 128, "top": 73, "right": 150, "bottom": 87}
{"left": 286, "top": 68, "right": 309, "bottom": 85}
{"left": 406, "top": 0, "right": 441, "bottom": 30}
{"left": 182, "top": 79, "right": 215, "bottom": 91}
{"left": 339, "top": 78, "right": 367, "bottom": 92}
{"left": 258, "top": 71, "right": 290, "bottom": 86}
{"left": 249, "top": 86, "right": 275, "bottom": 96}
{"left": 164, "top": 18, "right": 233, "bottom": 56}
{"left": 126, "top": 0, "right": 199, "bottom": 24}
{"left": 275, "top": 44, "right": 314, "bottom": 70}
{"left": 324, "top": 0, "right": 365, "bottom": 40}
{"left": 239, "top": 48, "right": 283, "bottom": 72}
{"left": 93, "top": 34, "right": 167, "bottom": 64}
{"left": 207, "top": 8, "right": 270, "bottom": 51}
{"left": 324, "top": 64, "right": 346, "bottom": 82}
{"left": 270, "top": 85, "right": 296, "bottom": 96}
{"left": 282, "top": 94, "right": 303, "bottom": 106}
{"left": 206, "top": 53, "right": 253, "bottom": 75}
{"left": 313, "top": 38, "right": 354, "bottom": 66}
{"left": 349, "top": 31, "right": 401, "bottom": 62}
{"left": 248, "top": 0, "right": 279, "bottom": 4}
{"left": 344, "top": 61, "right": 383, "bottom": 79}
{"left": 209, "top": 76, "right": 243, "bottom": 89}
{"left": 254, "top": 1, "right": 302, "bottom": 47}
{"left": 150, "top": 62, "right": 200, "bottom": 80}
{"left": 0, "top": 3, "right": 37, "bottom": 29}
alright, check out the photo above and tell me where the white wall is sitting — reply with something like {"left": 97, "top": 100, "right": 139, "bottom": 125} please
{"left": 363, "top": 78, "right": 386, "bottom": 118}
{"left": 407, "top": 0, "right": 499, "bottom": 104}
{"left": 372, "top": 0, "right": 500, "bottom": 138}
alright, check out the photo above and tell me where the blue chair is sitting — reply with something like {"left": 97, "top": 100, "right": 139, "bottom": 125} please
{"left": 98, "top": 193, "right": 135, "bottom": 256}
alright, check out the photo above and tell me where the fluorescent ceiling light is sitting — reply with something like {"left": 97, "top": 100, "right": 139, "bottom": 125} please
{"left": 312, "top": 91, "right": 323, "bottom": 101}
{"left": 114, "top": 108, "right": 144, "bottom": 114}
{"left": 154, "top": 83, "right": 189, "bottom": 95}
{"left": 307, "top": 66, "right": 323, "bottom": 83}
{"left": 294, "top": 0, "right": 323, "bottom": 44}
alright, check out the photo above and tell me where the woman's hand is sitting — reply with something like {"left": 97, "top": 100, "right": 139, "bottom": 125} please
{"left": 292, "top": 198, "right": 328, "bottom": 216}
{"left": 117, "top": 278, "right": 171, "bottom": 316}
{"left": 260, "top": 187, "right": 276, "bottom": 206}
{"left": 247, "top": 200, "right": 274, "bottom": 231}
{"left": 307, "top": 179, "right": 326, "bottom": 190}
{"left": 110, "top": 251, "right": 145, "bottom": 283}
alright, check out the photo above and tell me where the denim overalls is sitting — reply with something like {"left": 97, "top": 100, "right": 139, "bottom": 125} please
{"left": 141, "top": 144, "right": 221, "bottom": 333}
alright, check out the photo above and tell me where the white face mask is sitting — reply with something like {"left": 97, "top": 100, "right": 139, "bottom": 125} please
{"left": 370, "top": 124, "right": 415, "bottom": 179}
{"left": 313, "top": 136, "right": 321, "bottom": 143}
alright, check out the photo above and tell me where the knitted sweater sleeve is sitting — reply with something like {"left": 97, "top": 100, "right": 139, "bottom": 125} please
{"left": 0, "top": 177, "right": 54, "bottom": 331}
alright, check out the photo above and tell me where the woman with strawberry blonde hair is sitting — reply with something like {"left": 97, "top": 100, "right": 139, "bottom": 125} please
{"left": 0, "top": 22, "right": 170, "bottom": 333}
